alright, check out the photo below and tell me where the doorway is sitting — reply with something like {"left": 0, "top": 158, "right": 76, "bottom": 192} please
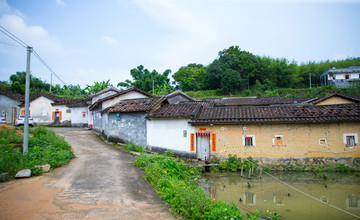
{"left": 54, "top": 111, "right": 60, "bottom": 125}
{"left": 196, "top": 133, "right": 210, "bottom": 161}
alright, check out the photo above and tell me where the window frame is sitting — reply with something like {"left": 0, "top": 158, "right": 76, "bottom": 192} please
{"left": 272, "top": 135, "right": 284, "bottom": 147}
{"left": 343, "top": 133, "right": 358, "bottom": 147}
{"left": 243, "top": 135, "right": 256, "bottom": 147}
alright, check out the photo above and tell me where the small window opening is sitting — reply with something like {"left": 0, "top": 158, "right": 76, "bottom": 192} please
{"left": 183, "top": 130, "right": 187, "bottom": 137}
{"left": 66, "top": 109, "right": 71, "bottom": 113}
{"left": 245, "top": 136, "right": 253, "bottom": 147}
{"left": 346, "top": 136, "right": 355, "bottom": 147}
{"left": 319, "top": 139, "right": 326, "bottom": 145}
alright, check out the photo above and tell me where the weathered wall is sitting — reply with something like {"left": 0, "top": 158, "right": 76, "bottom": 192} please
{"left": 105, "top": 112, "right": 147, "bottom": 146}
{"left": 92, "top": 108, "right": 103, "bottom": 132}
{"left": 102, "top": 91, "right": 148, "bottom": 109}
{"left": 0, "top": 95, "right": 21, "bottom": 123}
{"left": 315, "top": 97, "right": 354, "bottom": 105}
{"left": 71, "top": 107, "right": 88, "bottom": 127}
{"left": 193, "top": 122, "right": 360, "bottom": 160}
{"left": 29, "top": 96, "right": 53, "bottom": 123}
{"left": 147, "top": 118, "right": 195, "bottom": 156}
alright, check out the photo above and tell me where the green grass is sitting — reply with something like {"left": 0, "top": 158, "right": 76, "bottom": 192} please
{"left": 0, "top": 126, "right": 75, "bottom": 181}
{"left": 134, "top": 150, "right": 279, "bottom": 220}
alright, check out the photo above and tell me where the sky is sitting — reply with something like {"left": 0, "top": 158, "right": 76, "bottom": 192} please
{"left": 0, "top": 0, "right": 359, "bottom": 88}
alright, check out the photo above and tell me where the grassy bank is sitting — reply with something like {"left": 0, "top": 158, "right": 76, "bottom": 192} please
{"left": 134, "top": 150, "right": 279, "bottom": 220}
{"left": 0, "top": 125, "right": 75, "bottom": 180}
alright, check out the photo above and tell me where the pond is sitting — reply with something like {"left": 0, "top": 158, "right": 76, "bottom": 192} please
{"left": 198, "top": 172, "right": 360, "bottom": 220}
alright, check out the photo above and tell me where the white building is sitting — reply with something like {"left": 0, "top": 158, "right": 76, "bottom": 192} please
{"left": 320, "top": 66, "right": 360, "bottom": 88}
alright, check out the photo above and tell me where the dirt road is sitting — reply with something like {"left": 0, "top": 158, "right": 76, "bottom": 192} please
{"left": 0, "top": 128, "right": 175, "bottom": 220}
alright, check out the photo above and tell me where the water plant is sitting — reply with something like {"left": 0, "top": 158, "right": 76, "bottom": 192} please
{"left": 134, "top": 152, "right": 278, "bottom": 219}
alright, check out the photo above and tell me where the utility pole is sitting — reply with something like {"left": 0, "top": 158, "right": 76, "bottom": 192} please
{"left": 309, "top": 72, "right": 311, "bottom": 89}
{"left": 23, "top": 46, "right": 32, "bottom": 155}
{"left": 50, "top": 73, "right": 52, "bottom": 92}
{"left": 152, "top": 79, "right": 154, "bottom": 95}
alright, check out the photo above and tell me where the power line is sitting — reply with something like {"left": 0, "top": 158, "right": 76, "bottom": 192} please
{"left": 0, "top": 25, "right": 67, "bottom": 86}
{"left": 32, "top": 50, "right": 66, "bottom": 86}
{"left": 0, "top": 41, "right": 24, "bottom": 48}
{"left": 0, "top": 26, "right": 27, "bottom": 48}
{"left": 212, "top": 125, "right": 360, "bottom": 219}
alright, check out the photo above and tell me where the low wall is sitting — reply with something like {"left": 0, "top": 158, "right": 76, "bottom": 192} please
{"left": 220, "top": 157, "right": 360, "bottom": 171}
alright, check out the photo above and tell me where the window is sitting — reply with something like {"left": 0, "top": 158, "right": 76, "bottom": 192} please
{"left": 319, "top": 138, "right": 327, "bottom": 145}
{"left": 183, "top": 130, "right": 187, "bottom": 137}
{"left": 66, "top": 109, "right": 71, "bottom": 113}
{"left": 343, "top": 133, "right": 358, "bottom": 147}
{"left": 347, "top": 136, "right": 355, "bottom": 146}
{"left": 273, "top": 135, "right": 283, "bottom": 147}
{"left": 244, "top": 135, "right": 255, "bottom": 147}
{"left": 82, "top": 112, "right": 86, "bottom": 118}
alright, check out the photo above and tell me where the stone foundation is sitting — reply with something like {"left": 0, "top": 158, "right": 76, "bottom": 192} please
{"left": 243, "top": 157, "right": 360, "bottom": 171}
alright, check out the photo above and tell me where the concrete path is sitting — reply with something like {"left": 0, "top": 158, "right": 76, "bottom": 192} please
{"left": 0, "top": 128, "right": 175, "bottom": 220}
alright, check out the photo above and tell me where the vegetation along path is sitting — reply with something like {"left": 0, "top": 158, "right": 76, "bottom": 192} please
{"left": 0, "top": 127, "right": 174, "bottom": 220}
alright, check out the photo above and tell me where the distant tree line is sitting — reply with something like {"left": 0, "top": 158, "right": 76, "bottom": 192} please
{"left": 2, "top": 45, "right": 359, "bottom": 98}
{"left": 172, "top": 46, "right": 360, "bottom": 94}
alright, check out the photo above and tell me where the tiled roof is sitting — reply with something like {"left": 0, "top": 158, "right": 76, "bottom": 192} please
{"left": 311, "top": 93, "right": 360, "bottom": 105}
{"left": 166, "top": 90, "right": 196, "bottom": 101}
{"left": 85, "top": 86, "right": 121, "bottom": 100}
{"left": 66, "top": 99, "right": 87, "bottom": 107}
{"left": 190, "top": 104, "right": 360, "bottom": 124}
{"left": 147, "top": 103, "right": 201, "bottom": 119}
{"left": 88, "top": 87, "right": 154, "bottom": 110}
{"left": 0, "top": 91, "right": 24, "bottom": 102}
{"left": 104, "top": 97, "right": 168, "bottom": 113}
{"left": 255, "top": 97, "right": 282, "bottom": 105}
{"left": 280, "top": 97, "right": 318, "bottom": 104}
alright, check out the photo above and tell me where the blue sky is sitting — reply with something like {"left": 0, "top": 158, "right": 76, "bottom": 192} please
{"left": 0, "top": 0, "right": 359, "bottom": 88}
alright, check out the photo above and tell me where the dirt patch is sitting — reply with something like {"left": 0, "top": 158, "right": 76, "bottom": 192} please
{"left": 0, "top": 124, "right": 23, "bottom": 136}
{"left": 0, "top": 177, "right": 63, "bottom": 220}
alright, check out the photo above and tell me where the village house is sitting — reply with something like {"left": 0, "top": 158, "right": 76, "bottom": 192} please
{"left": 188, "top": 103, "right": 360, "bottom": 167}
{"left": 88, "top": 87, "right": 153, "bottom": 133}
{"left": 146, "top": 102, "right": 207, "bottom": 157}
{"left": 0, "top": 91, "right": 24, "bottom": 123}
{"left": 102, "top": 97, "right": 168, "bottom": 146}
{"left": 320, "top": 66, "right": 360, "bottom": 88}
{"left": 85, "top": 86, "right": 121, "bottom": 128}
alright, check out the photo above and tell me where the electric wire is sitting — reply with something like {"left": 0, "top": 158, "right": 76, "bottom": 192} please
{"left": 0, "top": 41, "right": 24, "bottom": 48}
{"left": 0, "top": 26, "right": 28, "bottom": 48}
{"left": 211, "top": 125, "right": 360, "bottom": 219}
{"left": 0, "top": 25, "right": 67, "bottom": 86}
{"left": 32, "top": 50, "right": 66, "bottom": 86}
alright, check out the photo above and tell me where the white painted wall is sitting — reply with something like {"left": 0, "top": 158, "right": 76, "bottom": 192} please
{"left": 71, "top": 107, "right": 88, "bottom": 125}
{"left": 29, "top": 96, "right": 53, "bottom": 123}
{"left": 147, "top": 118, "right": 194, "bottom": 152}
{"left": 102, "top": 91, "right": 148, "bottom": 109}
{"left": 28, "top": 96, "right": 71, "bottom": 124}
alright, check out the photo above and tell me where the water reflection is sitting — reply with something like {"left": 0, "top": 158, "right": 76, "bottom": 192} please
{"left": 198, "top": 172, "right": 360, "bottom": 220}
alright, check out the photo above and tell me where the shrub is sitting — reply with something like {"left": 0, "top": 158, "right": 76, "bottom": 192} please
{"left": 0, "top": 126, "right": 75, "bottom": 180}
{"left": 134, "top": 153, "right": 246, "bottom": 219}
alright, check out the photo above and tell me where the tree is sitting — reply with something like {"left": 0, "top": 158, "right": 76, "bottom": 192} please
{"left": 172, "top": 63, "right": 206, "bottom": 91}
{"left": 117, "top": 65, "right": 174, "bottom": 94}
{"left": 205, "top": 46, "right": 260, "bottom": 91}
{"left": 221, "top": 69, "right": 240, "bottom": 94}
{"left": 85, "top": 80, "right": 112, "bottom": 94}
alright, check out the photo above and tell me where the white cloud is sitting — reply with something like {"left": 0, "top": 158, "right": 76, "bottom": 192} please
{"left": 55, "top": 0, "right": 67, "bottom": 7}
{"left": 132, "top": 0, "right": 220, "bottom": 70}
{"left": 102, "top": 36, "right": 120, "bottom": 45}
{"left": 0, "top": 14, "right": 64, "bottom": 55}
